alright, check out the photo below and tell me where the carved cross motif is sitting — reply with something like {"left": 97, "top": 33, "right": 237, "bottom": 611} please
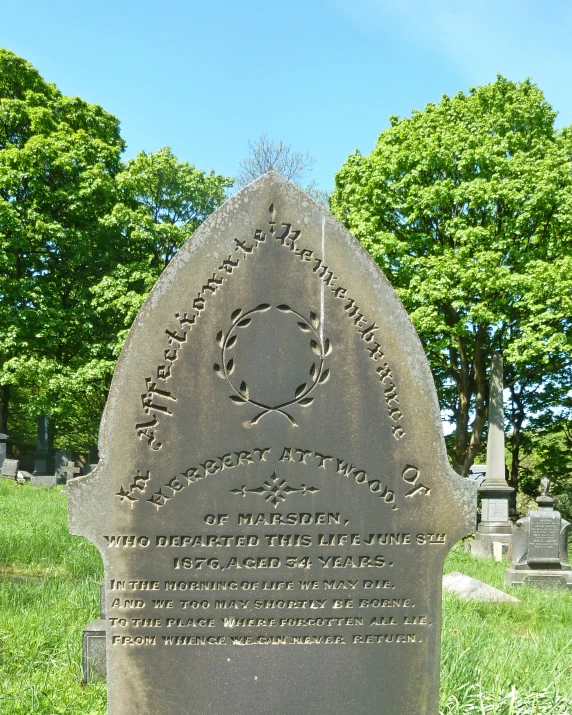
{"left": 64, "top": 462, "right": 81, "bottom": 480}
{"left": 231, "top": 472, "right": 319, "bottom": 508}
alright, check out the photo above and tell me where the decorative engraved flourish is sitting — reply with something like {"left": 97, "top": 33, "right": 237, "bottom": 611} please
{"left": 116, "top": 470, "right": 151, "bottom": 507}
{"left": 231, "top": 472, "right": 319, "bottom": 508}
{"left": 272, "top": 205, "right": 405, "bottom": 441}
{"left": 214, "top": 304, "right": 332, "bottom": 426}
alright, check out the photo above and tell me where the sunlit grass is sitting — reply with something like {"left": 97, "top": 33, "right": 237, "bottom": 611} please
{"left": 0, "top": 480, "right": 570, "bottom": 714}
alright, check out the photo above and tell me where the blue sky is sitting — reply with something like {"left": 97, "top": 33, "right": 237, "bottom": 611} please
{"left": 2, "top": 0, "right": 572, "bottom": 191}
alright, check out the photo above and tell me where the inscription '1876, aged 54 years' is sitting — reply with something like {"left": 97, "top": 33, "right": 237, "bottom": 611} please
{"left": 68, "top": 173, "right": 475, "bottom": 715}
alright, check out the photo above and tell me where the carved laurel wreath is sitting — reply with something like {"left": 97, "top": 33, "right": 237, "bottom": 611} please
{"left": 213, "top": 304, "right": 332, "bottom": 426}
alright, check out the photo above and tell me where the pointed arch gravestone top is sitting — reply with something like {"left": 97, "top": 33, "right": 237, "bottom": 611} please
{"left": 67, "top": 173, "right": 475, "bottom": 715}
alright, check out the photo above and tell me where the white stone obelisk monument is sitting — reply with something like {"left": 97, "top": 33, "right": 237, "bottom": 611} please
{"left": 470, "top": 354, "right": 514, "bottom": 559}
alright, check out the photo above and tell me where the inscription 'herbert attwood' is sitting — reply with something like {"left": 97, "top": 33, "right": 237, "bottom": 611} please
{"left": 116, "top": 447, "right": 430, "bottom": 510}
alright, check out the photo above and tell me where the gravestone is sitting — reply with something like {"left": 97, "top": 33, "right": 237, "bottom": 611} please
{"left": 63, "top": 461, "right": 81, "bottom": 482}
{"left": 1, "top": 458, "right": 19, "bottom": 479}
{"left": 17, "top": 470, "right": 32, "bottom": 483}
{"left": 67, "top": 173, "right": 475, "bottom": 715}
{"left": 55, "top": 450, "right": 74, "bottom": 483}
{"left": 470, "top": 355, "right": 513, "bottom": 559}
{"left": 443, "top": 572, "right": 519, "bottom": 603}
{"left": 505, "top": 478, "right": 571, "bottom": 590}
{"left": 467, "top": 464, "right": 486, "bottom": 487}
{"left": 83, "top": 583, "right": 107, "bottom": 683}
{"left": 31, "top": 474, "right": 57, "bottom": 486}
{"left": 33, "top": 414, "right": 51, "bottom": 475}
{"left": 0, "top": 433, "right": 7, "bottom": 466}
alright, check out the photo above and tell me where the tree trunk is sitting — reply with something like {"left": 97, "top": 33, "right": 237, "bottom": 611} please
{"left": 0, "top": 384, "right": 9, "bottom": 434}
{"left": 461, "top": 325, "right": 489, "bottom": 476}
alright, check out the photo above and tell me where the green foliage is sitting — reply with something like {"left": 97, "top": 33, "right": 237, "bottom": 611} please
{"left": 0, "top": 50, "right": 232, "bottom": 451}
{"left": 517, "top": 415, "right": 572, "bottom": 522}
{"left": 0, "top": 48, "right": 125, "bottom": 450}
{"left": 93, "top": 148, "right": 233, "bottom": 360}
{"left": 331, "top": 76, "right": 572, "bottom": 485}
{"left": 105, "top": 147, "right": 233, "bottom": 270}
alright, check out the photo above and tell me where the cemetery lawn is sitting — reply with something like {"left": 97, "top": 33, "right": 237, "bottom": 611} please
{"left": 0, "top": 481, "right": 570, "bottom": 715}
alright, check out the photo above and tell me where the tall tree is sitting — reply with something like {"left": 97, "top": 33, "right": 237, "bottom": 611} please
{"left": 236, "top": 133, "right": 328, "bottom": 205}
{"left": 331, "top": 76, "right": 572, "bottom": 495}
{"left": 0, "top": 48, "right": 125, "bottom": 448}
{"left": 0, "top": 51, "right": 232, "bottom": 451}
{"left": 93, "top": 147, "right": 233, "bottom": 360}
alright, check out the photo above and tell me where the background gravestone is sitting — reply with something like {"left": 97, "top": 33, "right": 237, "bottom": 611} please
{"left": 469, "top": 355, "right": 513, "bottom": 559}
{"left": 505, "top": 478, "right": 571, "bottom": 589}
{"left": 33, "top": 414, "right": 51, "bottom": 475}
{"left": 68, "top": 173, "right": 475, "bottom": 715}
{"left": 30, "top": 474, "right": 57, "bottom": 486}
{"left": 55, "top": 450, "right": 74, "bottom": 483}
{"left": 0, "top": 433, "right": 7, "bottom": 466}
{"left": 2, "top": 459, "right": 19, "bottom": 479}
{"left": 82, "top": 582, "right": 107, "bottom": 683}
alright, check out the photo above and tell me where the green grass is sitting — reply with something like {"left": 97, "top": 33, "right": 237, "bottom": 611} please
{"left": 441, "top": 548, "right": 572, "bottom": 714}
{"left": 0, "top": 479, "right": 571, "bottom": 714}
{"left": 0, "top": 480, "right": 105, "bottom": 714}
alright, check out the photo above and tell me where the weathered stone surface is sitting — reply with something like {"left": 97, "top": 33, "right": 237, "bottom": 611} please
{"left": 31, "top": 474, "right": 57, "bottom": 487}
{"left": 1, "top": 459, "right": 19, "bottom": 478}
{"left": 67, "top": 173, "right": 475, "bottom": 715}
{"left": 442, "top": 572, "right": 519, "bottom": 603}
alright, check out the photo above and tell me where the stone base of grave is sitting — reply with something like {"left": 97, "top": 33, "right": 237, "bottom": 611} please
{"left": 505, "top": 567, "right": 572, "bottom": 590}
{"left": 82, "top": 619, "right": 106, "bottom": 682}
{"left": 469, "top": 528, "right": 512, "bottom": 561}
{"left": 30, "top": 474, "right": 57, "bottom": 486}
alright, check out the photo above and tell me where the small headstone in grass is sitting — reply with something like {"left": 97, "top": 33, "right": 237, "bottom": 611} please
{"left": 55, "top": 450, "right": 73, "bottom": 483}
{"left": 0, "top": 433, "right": 7, "bottom": 466}
{"left": 30, "top": 474, "right": 56, "bottom": 486}
{"left": 17, "top": 470, "right": 32, "bottom": 483}
{"left": 443, "top": 572, "right": 519, "bottom": 603}
{"left": 63, "top": 461, "right": 81, "bottom": 482}
{"left": 82, "top": 583, "right": 107, "bottom": 683}
{"left": 1, "top": 458, "right": 19, "bottom": 479}
{"left": 505, "top": 477, "right": 572, "bottom": 590}
{"left": 67, "top": 174, "right": 476, "bottom": 715}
